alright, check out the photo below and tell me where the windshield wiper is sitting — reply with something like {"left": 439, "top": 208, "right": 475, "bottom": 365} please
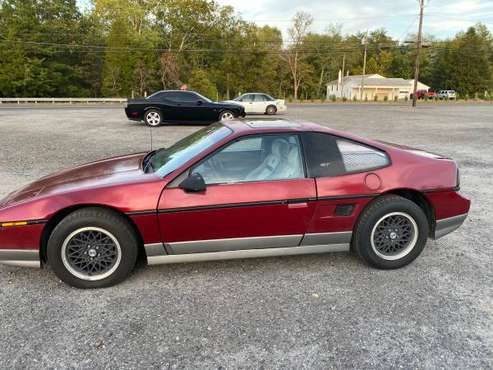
{"left": 143, "top": 147, "right": 166, "bottom": 173}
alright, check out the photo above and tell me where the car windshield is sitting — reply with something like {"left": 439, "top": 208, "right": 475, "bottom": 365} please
{"left": 147, "top": 123, "right": 232, "bottom": 177}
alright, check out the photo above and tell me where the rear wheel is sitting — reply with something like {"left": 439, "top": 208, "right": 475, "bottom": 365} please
{"left": 47, "top": 208, "right": 139, "bottom": 288}
{"left": 219, "top": 110, "right": 235, "bottom": 121}
{"left": 352, "top": 195, "right": 429, "bottom": 269}
{"left": 266, "top": 105, "right": 277, "bottom": 115}
{"left": 144, "top": 109, "right": 162, "bottom": 127}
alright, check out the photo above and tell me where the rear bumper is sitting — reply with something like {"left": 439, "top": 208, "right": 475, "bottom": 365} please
{"left": 0, "top": 249, "right": 40, "bottom": 268}
{"left": 125, "top": 108, "right": 141, "bottom": 121}
{"left": 433, "top": 213, "right": 468, "bottom": 239}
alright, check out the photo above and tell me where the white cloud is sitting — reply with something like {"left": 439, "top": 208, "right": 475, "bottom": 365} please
{"left": 216, "top": 0, "right": 493, "bottom": 39}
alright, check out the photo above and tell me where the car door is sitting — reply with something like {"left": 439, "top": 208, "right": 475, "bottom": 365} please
{"left": 240, "top": 94, "right": 255, "bottom": 113}
{"left": 158, "top": 133, "right": 317, "bottom": 254}
{"left": 174, "top": 91, "right": 214, "bottom": 122}
{"left": 252, "top": 94, "right": 268, "bottom": 113}
{"left": 300, "top": 132, "right": 391, "bottom": 246}
{"left": 157, "top": 92, "right": 185, "bottom": 121}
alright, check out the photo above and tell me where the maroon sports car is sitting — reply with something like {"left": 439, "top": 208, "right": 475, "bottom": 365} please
{"left": 0, "top": 120, "right": 470, "bottom": 288}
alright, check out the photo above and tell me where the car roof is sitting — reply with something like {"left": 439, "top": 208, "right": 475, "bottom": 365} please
{"left": 154, "top": 90, "right": 197, "bottom": 93}
{"left": 222, "top": 119, "right": 389, "bottom": 151}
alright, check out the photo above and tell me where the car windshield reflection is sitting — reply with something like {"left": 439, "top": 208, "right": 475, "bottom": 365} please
{"left": 149, "top": 122, "right": 232, "bottom": 177}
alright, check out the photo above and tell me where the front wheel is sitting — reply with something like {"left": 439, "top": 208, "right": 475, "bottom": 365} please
{"left": 352, "top": 195, "right": 429, "bottom": 269}
{"left": 144, "top": 109, "right": 162, "bottom": 127}
{"left": 47, "top": 208, "right": 139, "bottom": 289}
{"left": 265, "top": 105, "right": 277, "bottom": 115}
{"left": 219, "top": 110, "right": 235, "bottom": 121}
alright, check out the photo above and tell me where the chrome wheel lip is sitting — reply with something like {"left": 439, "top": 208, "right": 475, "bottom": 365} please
{"left": 146, "top": 111, "right": 161, "bottom": 126}
{"left": 370, "top": 212, "right": 418, "bottom": 261}
{"left": 61, "top": 227, "right": 122, "bottom": 281}
{"left": 220, "top": 111, "right": 234, "bottom": 121}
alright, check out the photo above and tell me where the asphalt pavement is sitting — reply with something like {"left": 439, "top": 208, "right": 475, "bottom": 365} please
{"left": 0, "top": 103, "right": 491, "bottom": 369}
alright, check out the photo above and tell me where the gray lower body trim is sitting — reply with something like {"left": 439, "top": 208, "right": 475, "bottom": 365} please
{"left": 146, "top": 231, "right": 352, "bottom": 266}
{"left": 0, "top": 249, "right": 40, "bottom": 268}
{"left": 147, "top": 243, "right": 349, "bottom": 265}
{"left": 433, "top": 213, "right": 468, "bottom": 239}
{"left": 166, "top": 234, "right": 304, "bottom": 255}
{"left": 301, "top": 231, "right": 352, "bottom": 246}
{"left": 144, "top": 243, "right": 167, "bottom": 257}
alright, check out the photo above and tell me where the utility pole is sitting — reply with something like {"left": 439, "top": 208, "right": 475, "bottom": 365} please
{"left": 360, "top": 32, "right": 368, "bottom": 101}
{"left": 341, "top": 53, "right": 346, "bottom": 97}
{"left": 412, "top": 0, "right": 425, "bottom": 107}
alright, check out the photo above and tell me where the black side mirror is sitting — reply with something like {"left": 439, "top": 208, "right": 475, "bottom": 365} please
{"left": 197, "top": 100, "right": 203, "bottom": 106}
{"left": 179, "top": 172, "right": 206, "bottom": 193}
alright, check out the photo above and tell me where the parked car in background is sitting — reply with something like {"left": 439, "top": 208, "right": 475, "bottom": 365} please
{"left": 426, "top": 90, "right": 437, "bottom": 99}
{"left": 225, "top": 93, "right": 286, "bottom": 115}
{"left": 0, "top": 119, "right": 469, "bottom": 288}
{"left": 412, "top": 90, "right": 437, "bottom": 100}
{"left": 437, "top": 90, "right": 457, "bottom": 100}
{"left": 125, "top": 90, "right": 245, "bottom": 126}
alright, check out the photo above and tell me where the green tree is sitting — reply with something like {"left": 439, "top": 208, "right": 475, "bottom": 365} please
{"left": 188, "top": 69, "right": 218, "bottom": 100}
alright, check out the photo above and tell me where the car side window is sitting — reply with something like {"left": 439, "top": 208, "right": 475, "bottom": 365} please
{"left": 162, "top": 92, "right": 182, "bottom": 102}
{"left": 302, "top": 132, "right": 389, "bottom": 177}
{"left": 179, "top": 92, "right": 201, "bottom": 102}
{"left": 192, "top": 134, "right": 305, "bottom": 185}
{"left": 148, "top": 92, "right": 167, "bottom": 101}
{"left": 254, "top": 94, "right": 268, "bottom": 102}
{"left": 242, "top": 94, "right": 254, "bottom": 102}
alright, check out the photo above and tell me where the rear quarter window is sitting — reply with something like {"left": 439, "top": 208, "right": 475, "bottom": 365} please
{"left": 336, "top": 139, "right": 389, "bottom": 173}
{"left": 302, "top": 132, "right": 390, "bottom": 177}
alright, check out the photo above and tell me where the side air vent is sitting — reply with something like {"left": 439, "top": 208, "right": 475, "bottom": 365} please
{"left": 335, "top": 204, "right": 355, "bottom": 217}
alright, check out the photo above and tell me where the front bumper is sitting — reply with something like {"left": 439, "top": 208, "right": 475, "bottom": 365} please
{"left": 0, "top": 249, "right": 40, "bottom": 268}
{"left": 433, "top": 213, "right": 468, "bottom": 239}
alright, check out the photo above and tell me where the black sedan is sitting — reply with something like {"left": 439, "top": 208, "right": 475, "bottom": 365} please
{"left": 125, "top": 90, "right": 246, "bottom": 126}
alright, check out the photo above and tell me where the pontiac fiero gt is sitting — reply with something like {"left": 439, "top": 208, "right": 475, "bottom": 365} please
{"left": 0, "top": 120, "right": 470, "bottom": 288}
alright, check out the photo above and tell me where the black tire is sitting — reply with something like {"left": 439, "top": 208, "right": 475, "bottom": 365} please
{"left": 352, "top": 195, "right": 429, "bottom": 269}
{"left": 47, "top": 207, "right": 139, "bottom": 289}
{"left": 144, "top": 109, "right": 162, "bottom": 127}
{"left": 265, "top": 105, "right": 277, "bottom": 115}
{"left": 219, "top": 110, "right": 235, "bottom": 121}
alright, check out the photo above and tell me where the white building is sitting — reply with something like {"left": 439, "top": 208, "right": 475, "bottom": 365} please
{"left": 326, "top": 73, "right": 430, "bottom": 101}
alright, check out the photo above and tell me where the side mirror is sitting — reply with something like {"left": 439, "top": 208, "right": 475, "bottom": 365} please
{"left": 197, "top": 100, "right": 203, "bottom": 106}
{"left": 179, "top": 172, "right": 206, "bottom": 193}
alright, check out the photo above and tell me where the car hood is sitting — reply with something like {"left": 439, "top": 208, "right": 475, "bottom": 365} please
{"left": 0, "top": 153, "right": 147, "bottom": 208}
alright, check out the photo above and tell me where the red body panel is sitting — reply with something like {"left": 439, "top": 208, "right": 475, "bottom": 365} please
{"left": 0, "top": 224, "right": 44, "bottom": 249}
{"left": 307, "top": 198, "right": 373, "bottom": 233}
{"left": 129, "top": 214, "right": 162, "bottom": 244}
{"left": 158, "top": 179, "right": 316, "bottom": 242}
{"left": 0, "top": 119, "right": 470, "bottom": 254}
{"left": 425, "top": 191, "right": 470, "bottom": 220}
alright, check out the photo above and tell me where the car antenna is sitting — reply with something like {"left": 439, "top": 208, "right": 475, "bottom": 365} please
{"left": 149, "top": 126, "right": 153, "bottom": 151}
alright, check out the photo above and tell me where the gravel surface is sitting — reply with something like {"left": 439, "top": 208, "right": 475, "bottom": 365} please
{"left": 0, "top": 103, "right": 492, "bottom": 369}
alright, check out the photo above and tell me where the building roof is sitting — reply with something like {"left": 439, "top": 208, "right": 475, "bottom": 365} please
{"left": 362, "top": 78, "right": 411, "bottom": 87}
{"left": 327, "top": 74, "right": 383, "bottom": 85}
{"left": 327, "top": 74, "right": 422, "bottom": 88}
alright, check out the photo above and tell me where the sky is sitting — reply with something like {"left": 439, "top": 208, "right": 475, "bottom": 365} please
{"left": 78, "top": 0, "right": 493, "bottom": 41}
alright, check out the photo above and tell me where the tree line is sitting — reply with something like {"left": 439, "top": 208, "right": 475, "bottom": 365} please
{"left": 1, "top": 0, "right": 492, "bottom": 100}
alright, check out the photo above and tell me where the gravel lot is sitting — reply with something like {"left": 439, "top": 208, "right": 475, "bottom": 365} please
{"left": 0, "top": 103, "right": 491, "bottom": 369}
